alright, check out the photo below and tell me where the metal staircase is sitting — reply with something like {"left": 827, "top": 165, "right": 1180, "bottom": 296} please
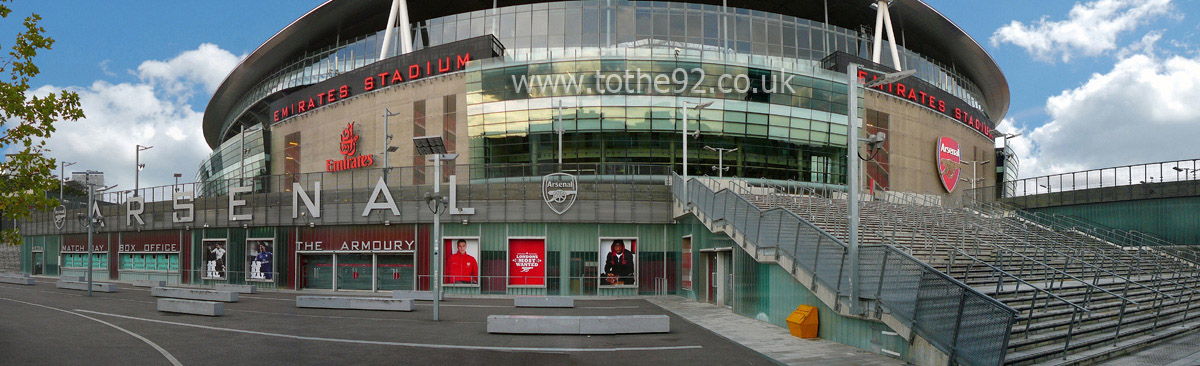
{"left": 675, "top": 174, "right": 1200, "bottom": 366}
{"left": 674, "top": 174, "right": 1016, "bottom": 366}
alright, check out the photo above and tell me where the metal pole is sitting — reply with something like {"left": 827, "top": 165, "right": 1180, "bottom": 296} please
{"left": 846, "top": 63, "right": 860, "bottom": 314}
{"left": 240, "top": 125, "right": 246, "bottom": 185}
{"left": 557, "top": 100, "right": 564, "bottom": 167}
{"left": 432, "top": 155, "right": 442, "bottom": 321}
{"left": 135, "top": 146, "right": 140, "bottom": 195}
{"left": 682, "top": 102, "right": 689, "bottom": 203}
{"left": 86, "top": 182, "right": 94, "bottom": 297}
{"left": 718, "top": 149, "right": 724, "bottom": 178}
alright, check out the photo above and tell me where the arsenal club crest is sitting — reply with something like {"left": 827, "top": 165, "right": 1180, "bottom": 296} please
{"left": 936, "top": 137, "right": 962, "bottom": 193}
{"left": 542, "top": 172, "right": 578, "bottom": 215}
{"left": 53, "top": 205, "right": 67, "bottom": 230}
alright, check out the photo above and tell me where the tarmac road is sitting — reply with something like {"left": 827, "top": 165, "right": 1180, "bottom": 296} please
{"left": 0, "top": 279, "right": 780, "bottom": 366}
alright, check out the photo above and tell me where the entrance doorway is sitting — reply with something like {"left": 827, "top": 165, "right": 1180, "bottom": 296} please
{"left": 300, "top": 254, "right": 333, "bottom": 290}
{"left": 301, "top": 253, "right": 415, "bottom": 292}
{"left": 32, "top": 252, "right": 44, "bottom": 275}
{"left": 703, "top": 249, "right": 733, "bottom": 307}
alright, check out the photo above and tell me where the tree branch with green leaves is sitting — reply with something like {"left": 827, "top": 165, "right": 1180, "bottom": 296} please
{"left": 0, "top": 0, "right": 85, "bottom": 246}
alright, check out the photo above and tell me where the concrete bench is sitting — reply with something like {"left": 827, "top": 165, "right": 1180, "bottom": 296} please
{"left": 0, "top": 273, "right": 34, "bottom": 285}
{"left": 132, "top": 280, "right": 166, "bottom": 288}
{"left": 61, "top": 276, "right": 85, "bottom": 282}
{"left": 216, "top": 284, "right": 258, "bottom": 294}
{"left": 514, "top": 296, "right": 574, "bottom": 308}
{"left": 151, "top": 287, "right": 238, "bottom": 302}
{"left": 56, "top": 280, "right": 118, "bottom": 293}
{"left": 296, "top": 296, "right": 413, "bottom": 311}
{"left": 392, "top": 290, "right": 440, "bottom": 301}
{"left": 487, "top": 315, "right": 670, "bottom": 335}
{"left": 157, "top": 298, "right": 223, "bottom": 316}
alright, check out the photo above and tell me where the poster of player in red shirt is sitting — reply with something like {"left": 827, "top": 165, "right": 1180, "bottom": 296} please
{"left": 443, "top": 237, "right": 479, "bottom": 286}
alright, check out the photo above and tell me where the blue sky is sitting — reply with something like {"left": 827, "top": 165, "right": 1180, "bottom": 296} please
{"left": 6, "top": 0, "right": 1200, "bottom": 189}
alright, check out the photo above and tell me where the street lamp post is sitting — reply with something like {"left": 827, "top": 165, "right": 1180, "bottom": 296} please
{"left": 845, "top": 63, "right": 913, "bottom": 315}
{"left": 135, "top": 145, "right": 152, "bottom": 196}
{"left": 383, "top": 109, "right": 402, "bottom": 183}
{"left": 74, "top": 171, "right": 111, "bottom": 297}
{"left": 556, "top": 100, "right": 566, "bottom": 168}
{"left": 173, "top": 173, "right": 182, "bottom": 192}
{"left": 681, "top": 101, "right": 713, "bottom": 203}
{"left": 963, "top": 160, "right": 991, "bottom": 191}
{"left": 704, "top": 146, "right": 737, "bottom": 178}
{"left": 414, "top": 136, "right": 455, "bottom": 321}
{"left": 60, "top": 161, "right": 76, "bottom": 203}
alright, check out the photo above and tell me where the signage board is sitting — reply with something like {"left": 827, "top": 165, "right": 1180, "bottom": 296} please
{"left": 822, "top": 51, "right": 997, "bottom": 139}
{"left": 269, "top": 35, "right": 504, "bottom": 122}
{"left": 507, "top": 238, "right": 545, "bottom": 287}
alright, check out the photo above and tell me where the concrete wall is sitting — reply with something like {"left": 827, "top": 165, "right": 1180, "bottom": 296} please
{"left": 865, "top": 92, "right": 997, "bottom": 198}
{"left": 269, "top": 73, "right": 468, "bottom": 178}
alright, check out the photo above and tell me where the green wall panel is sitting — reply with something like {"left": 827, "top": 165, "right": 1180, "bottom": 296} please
{"left": 1031, "top": 196, "right": 1200, "bottom": 245}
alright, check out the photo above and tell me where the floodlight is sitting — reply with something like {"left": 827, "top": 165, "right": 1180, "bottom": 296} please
{"left": 413, "top": 136, "right": 447, "bottom": 156}
{"left": 387, "top": 146, "right": 400, "bottom": 152}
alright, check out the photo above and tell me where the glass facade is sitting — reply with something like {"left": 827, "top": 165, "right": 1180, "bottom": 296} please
{"left": 196, "top": 127, "right": 267, "bottom": 196}
{"left": 217, "top": 1, "right": 991, "bottom": 146}
{"left": 466, "top": 54, "right": 853, "bottom": 181}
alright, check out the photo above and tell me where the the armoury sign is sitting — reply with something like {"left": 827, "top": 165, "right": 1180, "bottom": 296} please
{"left": 268, "top": 35, "right": 504, "bottom": 122}
{"left": 295, "top": 240, "right": 416, "bottom": 252}
{"left": 327, "top": 122, "right": 374, "bottom": 172}
{"left": 937, "top": 137, "right": 962, "bottom": 193}
{"left": 542, "top": 173, "right": 578, "bottom": 215}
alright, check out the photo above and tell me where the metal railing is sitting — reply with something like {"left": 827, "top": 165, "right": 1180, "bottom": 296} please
{"left": 1004, "top": 158, "right": 1200, "bottom": 198}
{"left": 674, "top": 174, "right": 1016, "bottom": 366}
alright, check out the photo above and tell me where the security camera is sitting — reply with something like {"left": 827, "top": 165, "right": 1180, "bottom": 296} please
{"left": 674, "top": 48, "right": 681, "bottom": 57}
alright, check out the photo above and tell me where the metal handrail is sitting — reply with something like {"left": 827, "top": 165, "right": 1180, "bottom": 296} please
{"left": 675, "top": 173, "right": 1016, "bottom": 366}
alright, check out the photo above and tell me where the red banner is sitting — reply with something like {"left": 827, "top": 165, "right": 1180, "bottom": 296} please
{"left": 508, "top": 238, "right": 545, "bottom": 287}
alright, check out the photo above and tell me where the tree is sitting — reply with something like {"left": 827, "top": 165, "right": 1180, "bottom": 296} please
{"left": 0, "top": 1, "right": 85, "bottom": 246}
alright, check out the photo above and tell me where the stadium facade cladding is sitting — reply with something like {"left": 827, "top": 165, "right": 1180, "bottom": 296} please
{"left": 20, "top": 1, "right": 1011, "bottom": 364}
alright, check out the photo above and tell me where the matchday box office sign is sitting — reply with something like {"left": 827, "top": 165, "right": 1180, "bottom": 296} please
{"left": 821, "top": 51, "right": 998, "bottom": 139}
{"left": 269, "top": 35, "right": 504, "bottom": 123}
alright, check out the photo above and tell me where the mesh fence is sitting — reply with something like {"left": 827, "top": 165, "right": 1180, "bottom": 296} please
{"left": 677, "top": 174, "right": 1016, "bottom": 366}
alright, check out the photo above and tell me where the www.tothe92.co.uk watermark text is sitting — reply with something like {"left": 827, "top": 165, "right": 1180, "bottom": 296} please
{"left": 512, "top": 67, "right": 797, "bottom": 95}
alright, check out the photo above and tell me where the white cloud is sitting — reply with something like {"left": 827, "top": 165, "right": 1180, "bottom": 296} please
{"left": 1008, "top": 53, "right": 1200, "bottom": 178}
{"left": 991, "top": 0, "right": 1174, "bottom": 62}
{"left": 37, "top": 44, "right": 242, "bottom": 193}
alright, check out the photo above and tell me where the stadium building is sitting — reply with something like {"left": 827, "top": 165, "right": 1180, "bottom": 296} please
{"left": 37, "top": 2, "right": 1200, "bottom": 366}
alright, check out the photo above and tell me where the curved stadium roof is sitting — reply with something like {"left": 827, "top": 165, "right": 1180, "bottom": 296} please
{"left": 203, "top": 0, "right": 1009, "bottom": 148}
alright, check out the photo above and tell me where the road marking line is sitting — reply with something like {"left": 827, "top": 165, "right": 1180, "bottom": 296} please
{"left": 228, "top": 308, "right": 486, "bottom": 324}
{"left": 76, "top": 309, "right": 702, "bottom": 353}
{"left": 0, "top": 297, "right": 182, "bottom": 366}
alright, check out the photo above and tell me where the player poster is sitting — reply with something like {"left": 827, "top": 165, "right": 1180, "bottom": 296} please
{"left": 508, "top": 238, "right": 545, "bottom": 287}
{"left": 247, "top": 240, "right": 274, "bottom": 282}
{"left": 203, "top": 240, "right": 227, "bottom": 279}
{"left": 599, "top": 238, "right": 637, "bottom": 287}
{"left": 443, "top": 237, "right": 480, "bottom": 286}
